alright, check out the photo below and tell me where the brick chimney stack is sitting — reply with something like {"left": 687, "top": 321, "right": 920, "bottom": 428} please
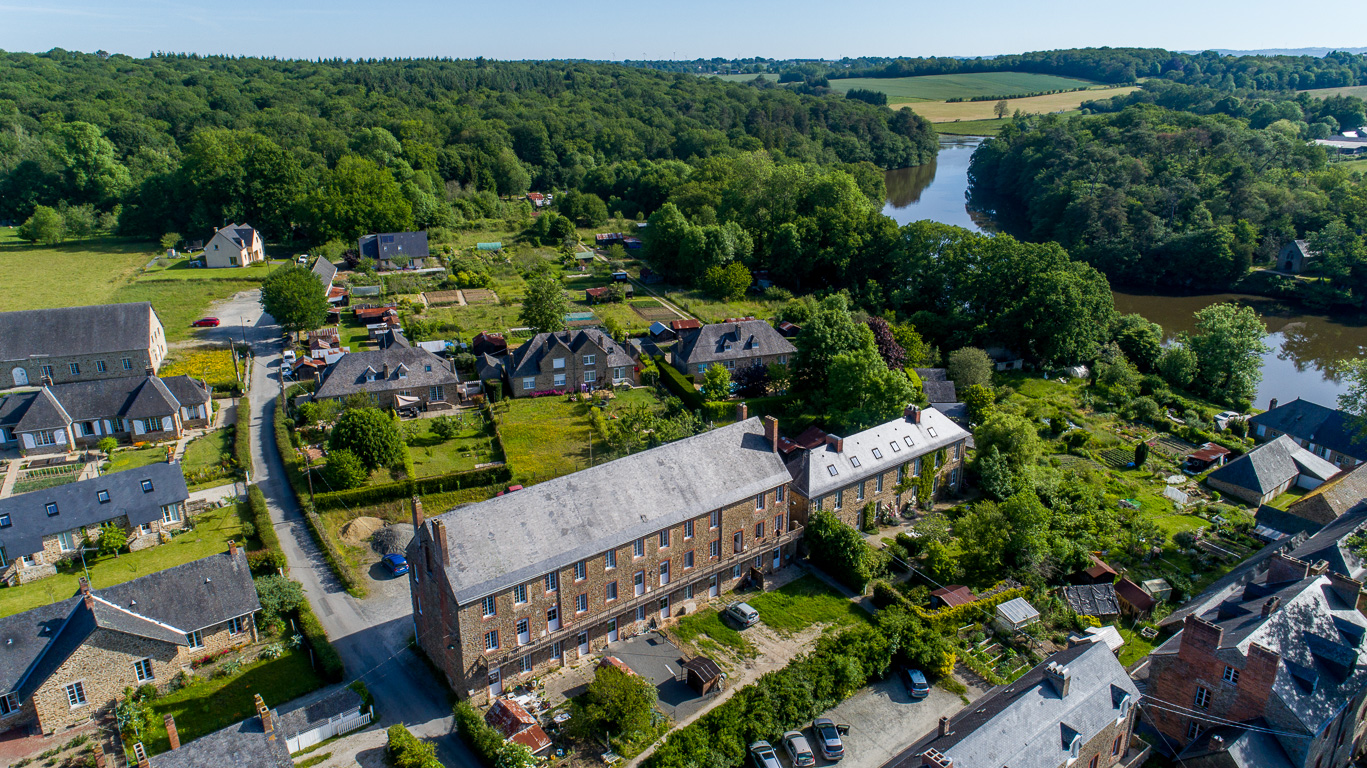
{"left": 412, "top": 496, "right": 425, "bottom": 528}
{"left": 921, "top": 748, "right": 953, "bottom": 768}
{"left": 255, "top": 693, "right": 274, "bottom": 740}
{"left": 1327, "top": 571, "right": 1366, "bottom": 614}
{"left": 1043, "top": 661, "right": 1072, "bottom": 697}
{"left": 229, "top": 540, "right": 238, "bottom": 558}
{"left": 938, "top": 716, "right": 950, "bottom": 736}
{"left": 79, "top": 577, "right": 90, "bottom": 595}
{"left": 1270, "top": 398, "right": 1279, "bottom": 411}
{"left": 905, "top": 405, "right": 921, "bottom": 424}
{"left": 1262, "top": 596, "right": 1281, "bottom": 617}
{"left": 825, "top": 434, "right": 844, "bottom": 452}
{"left": 1179, "top": 615, "right": 1224, "bottom": 664}
{"left": 763, "top": 416, "right": 779, "bottom": 452}
{"left": 736, "top": 403, "right": 748, "bottom": 422}
{"left": 133, "top": 743, "right": 150, "bottom": 768}
{"left": 165, "top": 713, "right": 181, "bottom": 750}
{"left": 1210, "top": 734, "right": 1225, "bottom": 751}
{"left": 431, "top": 519, "right": 450, "bottom": 566}
{"left": 1267, "top": 551, "right": 1310, "bottom": 583}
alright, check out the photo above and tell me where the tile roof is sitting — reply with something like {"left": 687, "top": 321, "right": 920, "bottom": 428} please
{"left": 314, "top": 348, "right": 459, "bottom": 401}
{"left": 784, "top": 407, "right": 969, "bottom": 499}
{"left": 1208, "top": 435, "right": 1340, "bottom": 497}
{"left": 672, "top": 320, "right": 795, "bottom": 368}
{"left": 1249, "top": 398, "right": 1367, "bottom": 462}
{"left": 1062, "top": 583, "right": 1120, "bottom": 616}
{"left": 429, "top": 418, "right": 791, "bottom": 603}
{"left": 0, "top": 462, "right": 188, "bottom": 559}
{"left": 152, "top": 711, "right": 292, "bottom": 768}
{"left": 505, "top": 328, "right": 634, "bottom": 379}
{"left": 0, "top": 303, "right": 156, "bottom": 361}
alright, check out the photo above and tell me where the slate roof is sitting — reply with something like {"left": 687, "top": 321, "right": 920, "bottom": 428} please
{"left": 903, "top": 642, "right": 1138, "bottom": 768}
{"left": 7, "top": 389, "right": 73, "bottom": 431}
{"left": 274, "top": 685, "right": 366, "bottom": 742}
{"left": 0, "top": 376, "right": 207, "bottom": 434}
{"left": 1285, "top": 509, "right": 1367, "bottom": 580}
{"left": 784, "top": 407, "right": 969, "bottom": 499}
{"left": 314, "top": 347, "right": 459, "bottom": 401}
{"left": 914, "top": 369, "right": 957, "bottom": 403}
{"left": 310, "top": 257, "right": 337, "bottom": 287}
{"left": 1179, "top": 724, "right": 1296, "bottom": 768}
{"left": 672, "top": 320, "right": 795, "bottom": 369}
{"left": 1062, "top": 583, "right": 1120, "bottom": 616}
{"left": 505, "top": 328, "right": 634, "bottom": 379}
{"left": 0, "top": 548, "right": 258, "bottom": 700}
{"left": 1287, "top": 462, "right": 1367, "bottom": 519}
{"left": 428, "top": 418, "right": 791, "bottom": 604}
{"left": 161, "top": 376, "right": 213, "bottom": 409}
{"left": 1253, "top": 505, "right": 1324, "bottom": 541}
{"left": 1249, "top": 398, "right": 1367, "bottom": 462}
{"left": 0, "top": 303, "right": 157, "bottom": 361}
{"left": 152, "top": 711, "right": 292, "bottom": 768}
{"left": 0, "top": 462, "right": 188, "bottom": 559}
{"left": 1159, "top": 535, "right": 1310, "bottom": 629}
{"left": 358, "top": 231, "right": 430, "bottom": 261}
{"left": 215, "top": 223, "right": 261, "bottom": 250}
{"left": 1207, "top": 435, "right": 1340, "bottom": 497}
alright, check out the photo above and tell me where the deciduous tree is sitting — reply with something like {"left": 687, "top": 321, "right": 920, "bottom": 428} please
{"left": 518, "top": 273, "right": 569, "bottom": 333}
{"left": 259, "top": 264, "right": 329, "bottom": 333}
{"left": 947, "top": 347, "right": 993, "bottom": 389}
{"left": 329, "top": 408, "right": 405, "bottom": 471}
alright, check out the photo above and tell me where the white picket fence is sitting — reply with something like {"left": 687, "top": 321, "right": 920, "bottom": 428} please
{"left": 286, "top": 708, "right": 373, "bottom": 752}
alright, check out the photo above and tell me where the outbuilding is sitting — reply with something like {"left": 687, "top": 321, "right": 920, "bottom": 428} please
{"left": 993, "top": 597, "right": 1041, "bottom": 633}
{"left": 684, "top": 656, "right": 725, "bottom": 695}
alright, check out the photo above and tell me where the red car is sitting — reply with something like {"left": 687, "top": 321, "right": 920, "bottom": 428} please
{"left": 192, "top": 317, "right": 221, "bottom": 328}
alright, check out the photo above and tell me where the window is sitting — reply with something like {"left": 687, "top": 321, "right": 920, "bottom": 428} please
{"left": 574, "top": 560, "right": 587, "bottom": 581}
{"left": 827, "top": 465, "right": 838, "bottom": 477}
{"left": 522, "top": 377, "right": 535, "bottom": 390}
{"left": 430, "top": 386, "right": 443, "bottom": 400}
{"left": 45, "top": 502, "right": 59, "bottom": 517}
{"left": 660, "top": 561, "right": 670, "bottom": 585}
{"left": 134, "top": 658, "right": 154, "bottom": 682}
{"left": 65, "top": 682, "right": 86, "bottom": 708}
{"left": 228, "top": 616, "right": 246, "bottom": 635}
{"left": 583, "top": 354, "right": 596, "bottom": 366}
{"left": 636, "top": 605, "right": 647, "bottom": 622}
{"left": 710, "top": 539, "right": 720, "bottom": 558}
{"left": 161, "top": 504, "right": 181, "bottom": 524}
{"left": 584, "top": 370, "right": 597, "bottom": 383}
{"left": 613, "top": 367, "right": 626, "bottom": 381}
{"left": 633, "top": 538, "right": 645, "bottom": 558}
{"left": 904, "top": 436, "right": 915, "bottom": 448}
{"left": 606, "top": 581, "right": 618, "bottom": 601}
{"left": 776, "top": 485, "right": 784, "bottom": 503}
{"left": 40, "top": 365, "right": 53, "bottom": 380}
{"left": 552, "top": 641, "right": 563, "bottom": 658}
{"left": 684, "top": 551, "right": 694, "bottom": 568}
{"left": 514, "top": 584, "right": 528, "bottom": 604}
{"left": 34, "top": 430, "right": 56, "bottom": 446}
{"left": 142, "top": 417, "right": 162, "bottom": 434}
{"left": 554, "top": 373, "right": 567, "bottom": 387}
{"left": 871, "top": 447, "right": 883, "bottom": 460}
{"left": 483, "top": 595, "right": 497, "bottom": 617}
{"left": 96, "top": 490, "right": 109, "bottom": 504}
{"left": 710, "top": 510, "right": 720, "bottom": 529}
{"left": 914, "top": 457, "right": 922, "bottom": 476}
{"left": 1112, "top": 735, "right": 1123, "bottom": 756}
{"left": 485, "top": 631, "right": 499, "bottom": 651}
{"left": 122, "top": 358, "right": 133, "bottom": 371}
{"left": 686, "top": 584, "right": 695, "bottom": 599}
{"left": 425, "top": 365, "right": 433, "bottom": 372}
{"left": 519, "top": 654, "right": 532, "bottom": 673}
{"left": 0, "top": 693, "right": 18, "bottom": 715}
{"left": 547, "top": 606, "right": 559, "bottom": 628}
{"left": 1186, "top": 721, "right": 1202, "bottom": 740}
{"left": 553, "top": 358, "right": 565, "bottom": 369}
{"left": 684, "top": 520, "right": 694, "bottom": 539}
{"left": 755, "top": 521, "right": 764, "bottom": 539}
{"left": 850, "top": 456, "right": 861, "bottom": 468}
{"left": 1194, "top": 686, "right": 1210, "bottom": 709}
{"left": 856, "top": 483, "right": 865, "bottom": 501}
{"left": 928, "top": 427, "right": 938, "bottom": 439}
{"left": 732, "top": 565, "right": 742, "bottom": 579}
{"left": 659, "top": 529, "right": 670, "bottom": 548}
{"left": 57, "top": 531, "right": 75, "bottom": 552}
{"left": 96, "top": 360, "right": 106, "bottom": 373}
{"left": 698, "top": 365, "right": 707, "bottom": 375}
{"left": 890, "top": 440, "right": 901, "bottom": 453}
{"left": 140, "top": 479, "right": 154, "bottom": 493}
{"left": 634, "top": 570, "right": 645, "bottom": 596}
{"left": 1223, "top": 666, "right": 1240, "bottom": 685}
{"left": 733, "top": 531, "right": 743, "bottom": 553}
{"left": 876, "top": 474, "right": 884, "bottom": 493}
{"left": 774, "top": 514, "right": 784, "bottom": 533}
{"left": 545, "top": 572, "right": 558, "bottom": 592}
{"left": 755, "top": 555, "right": 763, "bottom": 569}
{"left": 0, "top": 515, "right": 10, "bottom": 528}
{"left": 69, "top": 363, "right": 80, "bottom": 376}
{"left": 516, "top": 618, "right": 530, "bottom": 644}
{"left": 605, "top": 549, "right": 617, "bottom": 569}
{"left": 187, "top": 630, "right": 204, "bottom": 649}
{"left": 834, "top": 492, "right": 842, "bottom": 510}
{"left": 1089, "top": 756, "right": 1099, "bottom": 768}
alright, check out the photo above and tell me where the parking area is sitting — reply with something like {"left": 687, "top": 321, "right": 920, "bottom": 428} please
{"left": 809, "top": 676, "right": 976, "bottom": 768}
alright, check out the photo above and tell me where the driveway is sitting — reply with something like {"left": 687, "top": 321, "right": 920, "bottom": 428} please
{"left": 208, "top": 289, "right": 478, "bottom": 767}
{"left": 815, "top": 677, "right": 974, "bottom": 768}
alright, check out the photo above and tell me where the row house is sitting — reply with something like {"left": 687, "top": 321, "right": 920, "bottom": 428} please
{"left": 0, "top": 463, "right": 190, "bottom": 584}
{"left": 0, "top": 547, "right": 259, "bottom": 735}
{"left": 411, "top": 417, "right": 797, "bottom": 703}
{"left": 782, "top": 405, "right": 970, "bottom": 529}
{"left": 497, "top": 328, "right": 639, "bottom": 397}
{"left": 671, "top": 319, "right": 795, "bottom": 377}
{"left": 0, "top": 375, "right": 211, "bottom": 455}
{"left": 1249, "top": 397, "right": 1367, "bottom": 468}
{"left": 1, "top": 302, "right": 167, "bottom": 389}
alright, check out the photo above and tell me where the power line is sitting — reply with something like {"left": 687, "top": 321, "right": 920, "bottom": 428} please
{"left": 1141, "top": 698, "right": 1311, "bottom": 739}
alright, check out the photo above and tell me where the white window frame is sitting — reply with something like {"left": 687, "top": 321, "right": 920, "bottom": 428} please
{"left": 605, "top": 549, "right": 616, "bottom": 569}
{"left": 133, "top": 658, "right": 154, "bottom": 682}
{"left": 553, "top": 373, "right": 567, "bottom": 387}
{"left": 684, "top": 520, "right": 694, "bottom": 539}
{"left": 633, "top": 538, "right": 644, "bottom": 558}
{"left": 65, "top": 681, "right": 87, "bottom": 709}
{"left": 522, "top": 377, "right": 535, "bottom": 390}
{"left": 659, "top": 529, "right": 669, "bottom": 548}
{"left": 514, "top": 584, "right": 528, "bottom": 604}
{"left": 710, "top": 510, "right": 720, "bottom": 529}
{"left": 574, "top": 560, "right": 587, "bottom": 581}
{"left": 187, "top": 629, "right": 204, "bottom": 648}
{"left": 483, "top": 595, "right": 497, "bottom": 617}
{"left": 553, "top": 358, "right": 565, "bottom": 370}
{"left": 583, "top": 354, "right": 595, "bottom": 366}
{"left": 57, "top": 530, "right": 76, "bottom": 552}
{"left": 545, "top": 572, "right": 558, "bottom": 592}
{"left": 1194, "top": 686, "right": 1210, "bottom": 709}
{"left": 161, "top": 504, "right": 181, "bottom": 524}
{"left": 485, "top": 630, "right": 499, "bottom": 651}
{"left": 228, "top": 616, "right": 246, "bottom": 635}
{"left": 576, "top": 593, "right": 588, "bottom": 613}
{"left": 606, "top": 581, "right": 618, "bottom": 601}
{"left": 1223, "top": 666, "right": 1239, "bottom": 685}
{"left": 584, "top": 369, "right": 597, "bottom": 383}
{"left": 710, "top": 539, "right": 720, "bottom": 558}
{"left": 0, "top": 692, "right": 18, "bottom": 715}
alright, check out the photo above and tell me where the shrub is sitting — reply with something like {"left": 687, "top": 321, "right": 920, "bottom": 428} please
{"left": 329, "top": 407, "right": 405, "bottom": 470}
{"left": 322, "top": 448, "right": 368, "bottom": 490}
{"left": 804, "top": 510, "right": 888, "bottom": 591}
{"left": 655, "top": 355, "right": 702, "bottom": 409}
{"left": 246, "top": 485, "right": 284, "bottom": 564}
{"left": 97, "top": 523, "right": 127, "bottom": 555}
{"left": 97, "top": 437, "right": 118, "bottom": 454}
{"left": 254, "top": 575, "right": 305, "bottom": 626}
{"left": 387, "top": 724, "right": 442, "bottom": 768}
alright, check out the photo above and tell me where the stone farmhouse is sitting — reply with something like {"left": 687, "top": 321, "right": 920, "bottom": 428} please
{"left": 203, "top": 223, "right": 265, "bottom": 268}
{"left": 1206, "top": 435, "right": 1340, "bottom": 507}
{"left": 1282, "top": 463, "right": 1367, "bottom": 528}
{"left": 781, "top": 405, "right": 970, "bottom": 529}
{"left": 499, "top": 328, "right": 639, "bottom": 397}
{"left": 411, "top": 417, "right": 798, "bottom": 702}
{"left": 903, "top": 640, "right": 1146, "bottom": 768}
{"left": 1277, "top": 240, "right": 1318, "bottom": 274}
{"left": 1249, "top": 398, "right": 1367, "bottom": 468}
{"left": 671, "top": 319, "right": 795, "bottom": 377}
{"left": 0, "top": 463, "right": 190, "bottom": 584}
{"left": 0, "top": 303, "right": 167, "bottom": 389}
{"left": 0, "top": 375, "right": 211, "bottom": 455}
{"left": 313, "top": 346, "right": 461, "bottom": 411}
{"left": 0, "top": 547, "right": 259, "bottom": 735}
{"left": 1145, "top": 552, "right": 1367, "bottom": 768}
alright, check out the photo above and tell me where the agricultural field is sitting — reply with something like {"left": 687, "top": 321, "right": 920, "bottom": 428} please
{"left": 898, "top": 89, "right": 1136, "bottom": 122}
{"left": 935, "top": 118, "right": 1012, "bottom": 136}
{"left": 707, "top": 73, "right": 779, "bottom": 83}
{"left": 1299, "top": 84, "right": 1367, "bottom": 99}
{"left": 825, "top": 73, "right": 1103, "bottom": 102}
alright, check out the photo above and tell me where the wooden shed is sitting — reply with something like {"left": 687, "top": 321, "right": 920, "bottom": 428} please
{"left": 684, "top": 656, "right": 724, "bottom": 695}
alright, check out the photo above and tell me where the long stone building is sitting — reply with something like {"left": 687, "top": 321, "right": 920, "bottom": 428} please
{"left": 0, "top": 303, "right": 167, "bottom": 389}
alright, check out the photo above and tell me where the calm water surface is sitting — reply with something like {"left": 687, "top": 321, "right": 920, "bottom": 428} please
{"left": 884, "top": 137, "right": 1367, "bottom": 410}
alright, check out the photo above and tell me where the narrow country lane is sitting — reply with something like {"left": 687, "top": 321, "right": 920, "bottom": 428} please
{"left": 205, "top": 290, "right": 477, "bottom": 767}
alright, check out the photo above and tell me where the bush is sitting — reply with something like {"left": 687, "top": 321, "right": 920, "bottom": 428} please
{"left": 234, "top": 393, "right": 252, "bottom": 477}
{"left": 98, "top": 436, "right": 118, "bottom": 454}
{"left": 297, "top": 601, "right": 345, "bottom": 682}
{"left": 387, "top": 724, "right": 442, "bottom": 768}
{"left": 246, "top": 485, "right": 285, "bottom": 565}
{"left": 322, "top": 449, "right": 368, "bottom": 490}
{"left": 329, "top": 407, "right": 405, "bottom": 470}
{"left": 254, "top": 575, "right": 305, "bottom": 626}
{"left": 804, "top": 510, "right": 889, "bottom": 591}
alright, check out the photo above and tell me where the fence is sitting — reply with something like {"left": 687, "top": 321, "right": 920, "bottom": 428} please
{"left": 285, "top": 707, "right": 373, "bottom": 752}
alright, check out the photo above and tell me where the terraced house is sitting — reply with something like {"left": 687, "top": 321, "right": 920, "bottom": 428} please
{"left": 500, "top": 328, "right": 638, "bottom": 397}
{"left": 0, "top": 303, "right": 167, "bottom": 389}
{"left": 410, "top": 417, "right": 797, "bottom": 702}
{"left": 0, "top": 547, "right": 259, "bottom": 735}
{"left": 0, "top": 375, "right": 212, "bottom": 455}
{"left": 0, "top": 463, "right": 189, "bottom": 584}
{"left": 782, "top": 405, "right": 970, "bottom": 529}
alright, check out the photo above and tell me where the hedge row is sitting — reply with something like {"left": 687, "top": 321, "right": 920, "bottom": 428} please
{"left": 297, "top": 598, "right": 346, "bottom": 683}
{"left": 245, "top": 485, "right": 287, "bottom": 574}
{"left": 386, "top": 724, "right": 442, "bottom": 768}
{"left": 454, "top": 701, "right": 534, "bottom": 767}
{"left": 654, "top": 355, "right": 703, "bottom": 409}
{"left": 872, "top": 580, "right": 1031, "bottom": 632}
{"left": 311, "top": 465, "right": 512, "bottom": 512}
{"left": 233, "top": 393, "right": 252, "bottom": 478}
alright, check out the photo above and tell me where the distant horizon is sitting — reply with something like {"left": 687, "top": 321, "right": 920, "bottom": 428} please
{"left": 0, "top": 0, "right": 1362, "bottom": 62}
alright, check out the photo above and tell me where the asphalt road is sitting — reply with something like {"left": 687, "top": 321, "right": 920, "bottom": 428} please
{"left": 199, "top": 290, "right": 476, "bottom": 766}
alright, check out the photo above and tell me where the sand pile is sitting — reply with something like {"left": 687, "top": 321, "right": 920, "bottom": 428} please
{"left": 340, "top": 516, "right": 385, "bottom": 546}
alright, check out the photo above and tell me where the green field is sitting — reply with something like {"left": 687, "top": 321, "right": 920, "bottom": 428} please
{"left": 935, "top": 118, "right": 1012, "bottom": 136}
{"left": 825, "top": 73, "right": 1101, "bottom": 102}
{"left": 1299, "top": 85, "right": 1367, "bottom": 98}
{"left": 707, "top": 73, "right": 779, "bottom": 83}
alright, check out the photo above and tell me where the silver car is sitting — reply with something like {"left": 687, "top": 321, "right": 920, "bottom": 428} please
{"left": 782, "top": 731, "right": 816, "bottom": 768}
{"left": 811, "top": 718, "right": 845, "bottom": 760}
{"left": 749, "top": 741, "right": 781, "bottom": 768}
{"left": 724, "top": 601, "right": 760, "bottom": 628}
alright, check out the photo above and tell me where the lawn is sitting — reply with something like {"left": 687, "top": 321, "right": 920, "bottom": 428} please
{"left": 673, "top": 607, "right": 755, "bottom": 657}
{"left": 661, "top": 287, "right": 776, "bottom": 324}
{"left": 113, "top": 277, "right": 263, "bottom": 343}
{"left": 497, "top": 389, "right": 666, "bottom": 485}
{"left": 1264, "top": 486, "right": 1309, "bottom": 511}
{"left": 0, "top": 232, "right": 153, "bottom": 308}
{"left": 106, "top": 445, "right": 171, "bottom": 473}
{"left": 1298, "top": 85, "right": 1367, "bottom": 98}
{"left": 1117, "top": 626, "right": 1158, "bottom": 668}
{"left": 825, "top": 73, "right": 1103, "bottom": 102}
{"left": 138, "top": 257, "right": 279, "bottom": 281}
{"left": 407, "top": 412, "right": 502, "bottom": 478}
{"left": 180, "top": 428, "right": 236, "bottom": 490}
{"left": 746, "top": 574, "right": 870, "bottom": 633}
{"left": 140, "top": 649, "right": 325, "bottom": 755}
{"left": 1334, "top": 158, "right": 1367, "bottom": 174}
{"left": 0, "top": 504, "right": 248, "bottom": 618}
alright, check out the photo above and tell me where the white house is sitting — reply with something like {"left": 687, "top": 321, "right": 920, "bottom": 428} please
{"left": 203, "top": 223, "right": 265, "bottom": 268}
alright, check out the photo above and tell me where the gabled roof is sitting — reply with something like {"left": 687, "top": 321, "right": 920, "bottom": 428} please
{"left": 152, "top": 709, "right": 291, "bottom": 768}
{"left": 0, "top": 303, "right": 157, "bottom": 361}
{"left": 1286, "top": 509, "right": 1367, "bottom": 580}
{"left": 1208, "top": 435, "right": 1340, "bottom": 496}
{"left": 314, "top": 347, "right": 458, "bottom": 401}
{"left": 505, "top": 328, "right": 634, "bottom": 378}
{"left": 784, "top": 407, "right": 969, "bottom": 499}
{"left": 14, "top": 388, "right": 72, "bottom": 431}
{"left": 672, "top": 320, "right": 795, "bottom": 368}
{"left": 1249, "top": 398, "right": 1367, "bottom": 462}
{"left": 1288, "top": 462, "right": 1367, "bottom": 520}
{"left": 0, "top": 462, "right": 188, "bottom": 559}
{"left": 0, "top": 376, "right": 201, "bottom": 432}
{"left": 161, "top": 376, "right": 212, "bottom": 408}
{"left": 429, "top": 418, "right": 790, "bottom": 604}
{"left": 275, "top": 685, "right": 366, "bottom": 742}
{"left": 310, "top": 257, "right": 337, "bottom": 287}
{"left": 1115, "top": 578, "right": 1156, "bottom": 611}
{"left": 357, "top": 231, "right": 430, "bottom": 261}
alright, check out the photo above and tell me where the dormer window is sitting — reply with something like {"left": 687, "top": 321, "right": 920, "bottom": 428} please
{"left": 724, "top": 343, "right": 732, "bottom": 352}
{"left": 45, "top": 503, "right": 58, "bottom": 516}
{"left": 364, "top": 367, "right": 377, "bottom": 382}
{"left": 96, "top": 490, "right": 110, "bottom": 504}
{"left": 140, "top": 479, "right": 154, "bottom": 493}
{"left": 397, "top": 367, "right": 408, "bottom": 379}
{"left": 0, "top": 514, "right": 10, "bottom": 528}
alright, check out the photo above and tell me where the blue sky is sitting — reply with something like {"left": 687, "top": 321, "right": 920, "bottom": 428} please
{"left": 0, "top": 0, "right": 1360, "bottom": 60}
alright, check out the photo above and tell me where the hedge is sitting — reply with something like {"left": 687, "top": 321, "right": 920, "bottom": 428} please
{"left": 245, "top": 484, "right": 287, "bottom": 574}
{"left": 234, "top": 393, "right": 252, "bottom": 478}
{"left": 386, "top": 724, "right": 442, "bottom": 768}
{"left": 454, "top": 701, "right": 506, "bottom": 767}
{"left": 654, "top": 355, "right": 702, "bottom": 409}
{"left": 872, "top": 580, "right": 1031, "bottom": 633}
{"left": 297, "top": 600, "right": 346, "bottom": 683}
{"left": 311, "top": 465, "right": 512, "bottom": 512}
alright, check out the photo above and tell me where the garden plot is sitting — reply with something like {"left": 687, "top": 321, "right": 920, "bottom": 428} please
{"left": 632, "top": 299, "right": 682, "bottom": 322}
{"left": 461, "top": 288, "right": 499, "bottom": 304}
{"left": 422, "top": 290, "right": 464, "bottom": 306}
{"left": 1150, "top": 435, "right": 1198, "bottom": 457}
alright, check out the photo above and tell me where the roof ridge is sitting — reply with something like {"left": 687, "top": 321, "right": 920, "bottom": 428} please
{"left": 89, "top": 594, "right": 188, "bottom": 635}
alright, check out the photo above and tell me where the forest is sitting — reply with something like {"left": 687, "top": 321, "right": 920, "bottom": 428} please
{"left": 0, "top": 51, "right": 937, "bottom": 245}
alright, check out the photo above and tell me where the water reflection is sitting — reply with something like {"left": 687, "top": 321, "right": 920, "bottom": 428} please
{"left": 882, "top": 136, "right": 994, "bottom": 233}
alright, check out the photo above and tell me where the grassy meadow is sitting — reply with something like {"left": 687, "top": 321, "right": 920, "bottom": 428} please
{"left": 826, "top": 73, "right": 1102, "bottom": 102}
{"left": 1299, "top": 84, "right": 1367, "bottom": 99}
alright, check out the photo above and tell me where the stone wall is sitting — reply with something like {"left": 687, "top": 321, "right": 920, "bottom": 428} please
{"left": 11, "top": 350, "right": 156, "bottom": 388}
{"left": 508, "top": 339, "right": 637, "bottom": 397}
{"left": 32, "top": 625, "right": 182, "bottom": 733}
{"left": 5, "top": 507, "right": 188, "bottom": 584}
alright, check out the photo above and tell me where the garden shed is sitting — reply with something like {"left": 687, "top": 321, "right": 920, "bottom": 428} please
{"left": 684, "top": 656, "right": 724, "bottom": 695}
{"left": 993, "top": 597, "right": 1041, "bottom": 633}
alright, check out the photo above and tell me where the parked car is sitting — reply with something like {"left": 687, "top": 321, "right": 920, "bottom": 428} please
{"left": 382, "top": 553, "right": 410, "bottom": 576}
{"left": 782, "top": 731, "right": 816, "bottom": 768}
{"left": 811, "top": 718, "right": 846, "bottom": 761}
{"left": 191, "top": 317, "right": 221, "bottom": 327}
{"left": 902, "top": 668, "right": 930, "bottom": 699}
{"left": 723, "top": 602, "right": 760, "bottom": 628}
{"left": 748, "top": 741, "right": 781, "bottom": 768}
{"left": 283, "top": 350, "right": 296, "bottom": 363}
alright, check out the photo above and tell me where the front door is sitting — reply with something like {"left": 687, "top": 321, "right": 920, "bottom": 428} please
{"left": 634, "top": 570, "right": 645, "bottom": 597}
{"left": 659, "top": 595, "right": 670, "bottom": 619}
{"left": 772, "top": 547, "right": 781, "bottom": 570}
{"left": 577, "top": 632, "right": 589, "bottom": 656}
{"left": 709, "top": 575, "right": 719, "bottom": 597}
{"left": 516, "top": 618, "right": 530, "bottom": 646}
{"left": 607, "top": 618, "right": 619, "bottom": 643}
{"left": 659, "top": 561, "right": 670, "bottom": 586}
{"left": 547, "top": 606, "right": 560, "bottom": 632}
{"left": 488, "top": 668, "right": 502, "bottom": 696}
{"left": 10, "top": 367, "right": 26, "bottom": 387}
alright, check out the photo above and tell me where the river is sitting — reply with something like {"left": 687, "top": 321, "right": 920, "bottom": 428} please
{"left": 884, "top": 135, "right": 1367, "bottom": 409}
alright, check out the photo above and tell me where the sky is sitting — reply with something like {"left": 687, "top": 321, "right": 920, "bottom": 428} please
{"left": 0, "top": 0, "right": 1362, "bottom": 61}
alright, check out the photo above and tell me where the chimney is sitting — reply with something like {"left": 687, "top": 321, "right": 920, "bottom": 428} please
{"left": 255, "top": 693, "right": 274, "bottom": 740}
{"left": 938, "top": 716, "right": 950, "bottom": 737}
{"left": 382, "top": 363, "right": 390, "bottom": 379}
{"left": 763, "top": 416, "right": 779, "bottom": 453}
{"left": 736, "top": 403, "right": 748, "bottom": 422}
{"left": 905, "top": 405, "right": 921, "bottom": 424}
{"left": 1267, "top": 551, "right": 1310, "bottom": 583}
{"left": 1210, "top": 734, "right": 1225, "bottom": 751}
{"left": 412, "top": 495, "right": 425, "bottom": 528}
{"left": 921, "top": 748, "right": 953, "bottom": 768}
{"left": 1269, "top": 398, "right": 1279, "bottom": 411}
{"left": 1261, "top": 596, "right": 1281, "bottom": 617}
{"left": 79, "top": 577, "right": 90, "bottom": 595}
{"left": 165, "top": 713, "right": 181, "bottom": 750}
{"left": 83, "top": 592, "right": 94, "bottom": 611}
{"left": 1327, "top": 571, "right": 1366, "bottom": 614}
{"left": 133, "top": 743, "right": 150, "bottom": 768}
{"left": 1043, "top": 661, "right": 1072, "bottom": 697}
{"left": 431, "top": 519, "right": 450, "bottom": 566}
{"left": 145, "top": 366, "right": 155, "bottom": 377}
{"left": 825, "top": 434, "right": 844, "bottom": 452}
{"left": 1310, "top": 559, "right": 1330, "bottom": 576}
{"left": 228, "top": 540, "right": 237, "bottom": 558}
{"left": 1179, "top": 615, "right": 1225, "bottom": 664}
